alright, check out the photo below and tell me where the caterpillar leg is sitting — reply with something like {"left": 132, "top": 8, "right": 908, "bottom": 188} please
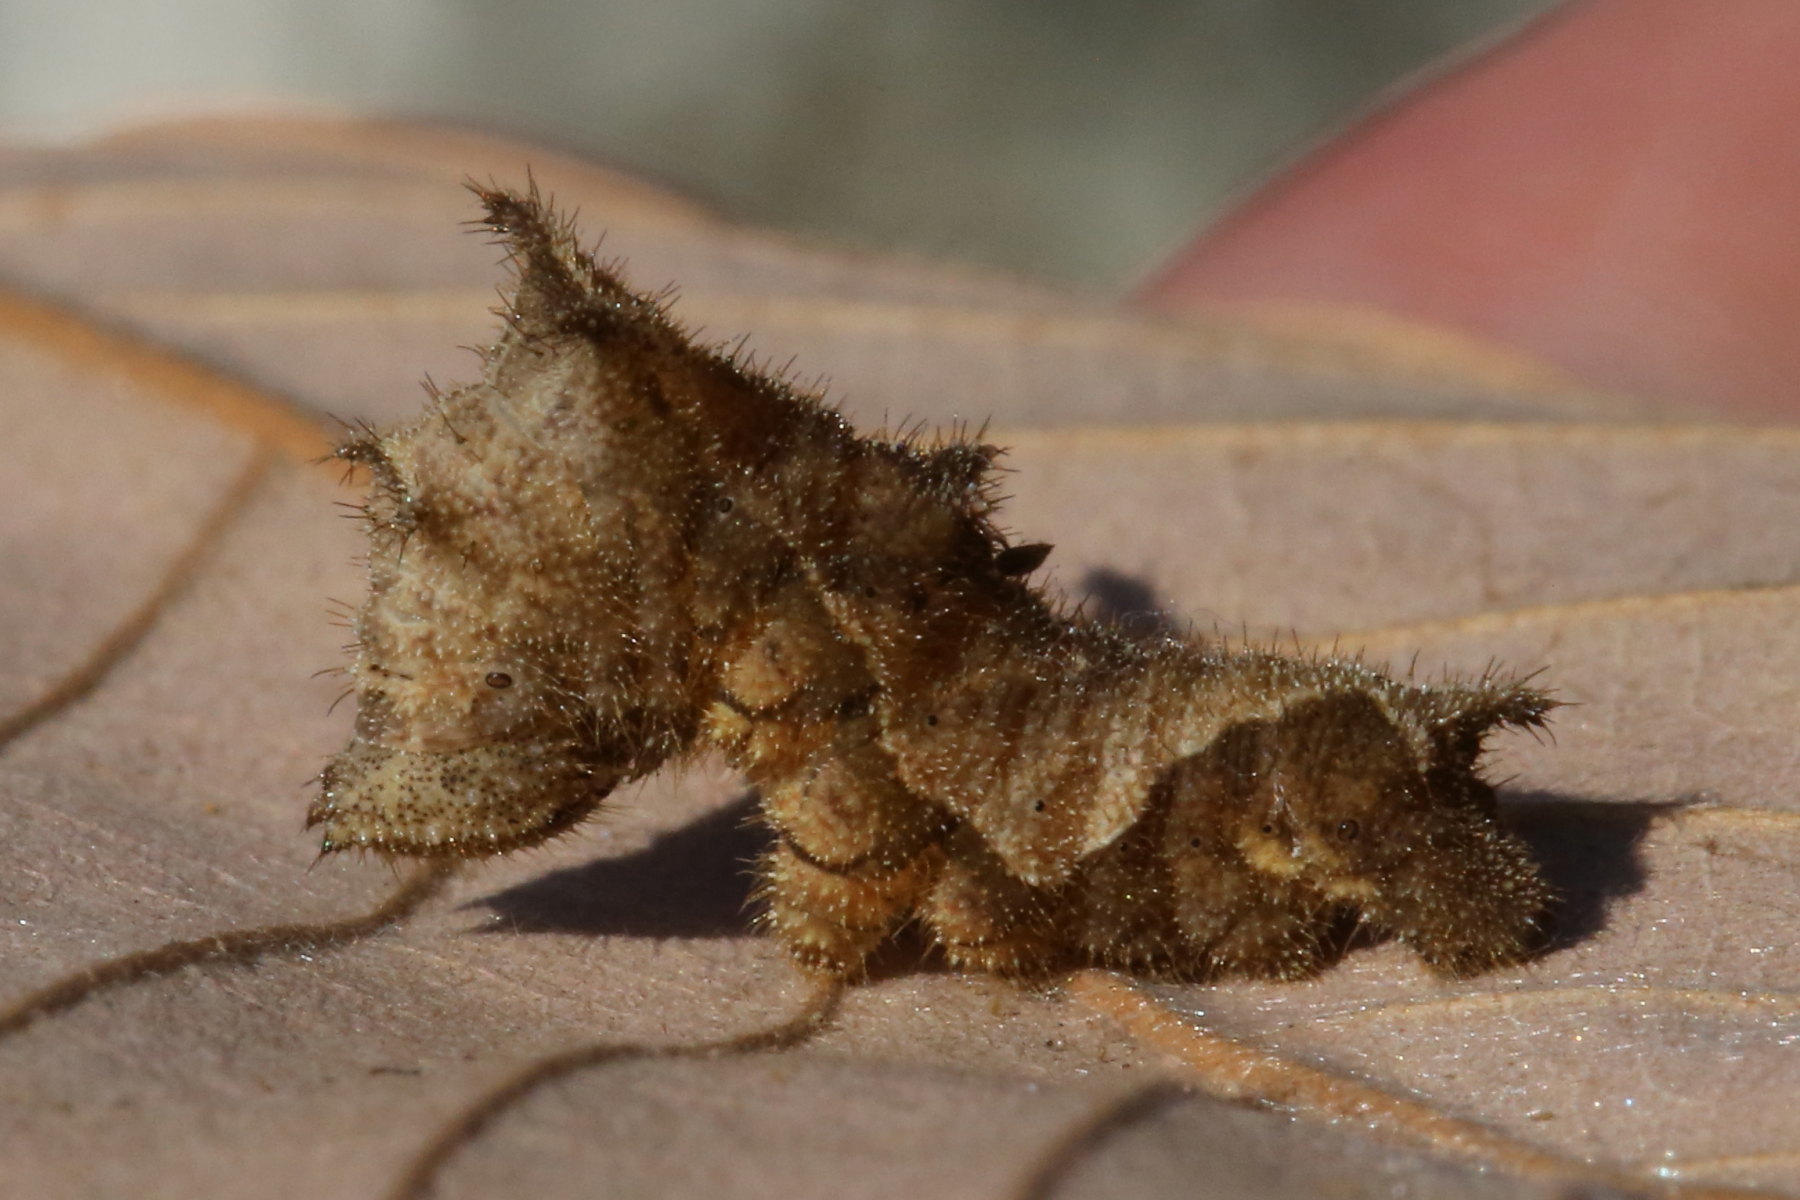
{"left": 714, "top": 668, "right": 948, "bottom": 976}
{"left": 733, "top": 709, "right": 944, "bottom": 977}
{"left": 756, "top": 710, "right": 944, "bottom": 870}
{"left": 1064, "top": 823, "right": 1186, "bottom": 975}
{"left": 921, "top": 826, "right": 1064, "bottom": 978}
{"left": 1188, "top": 896, "right": 1330, "bottom": 981}
{"left": 753, "top": 841, "right": 929, "bottom": 977}
{"left": 1162, "top": 817, "right": 1330, "bottom": 981}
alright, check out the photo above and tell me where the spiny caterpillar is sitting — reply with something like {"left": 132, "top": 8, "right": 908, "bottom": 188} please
{"left": 309, "top": 186, "right": 1555, "bottom": 982}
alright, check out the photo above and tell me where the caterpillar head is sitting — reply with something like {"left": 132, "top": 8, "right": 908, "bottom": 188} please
{"left": 310, "top": 408, "right": 687, "bottom": 858}
{"left": 309, "top": 651, "right": 632, "bottom": 859}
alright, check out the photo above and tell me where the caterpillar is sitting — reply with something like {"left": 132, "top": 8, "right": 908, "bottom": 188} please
{"left": 308, "top": 186, "right": 1556, "bottom": 982}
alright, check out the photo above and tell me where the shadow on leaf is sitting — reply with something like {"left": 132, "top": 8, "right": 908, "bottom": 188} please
{"left": 1504, "top": 794, "right": 1669, "bottom": 952}
{"left": 1078, "top": 567, "right": 1182, "bottom": 637}
{"left": 475, "top": 794, "right": 769, "bottom": 939}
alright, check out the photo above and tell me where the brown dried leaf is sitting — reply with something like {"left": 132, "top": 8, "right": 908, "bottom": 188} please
{"left": 0, "top": 117, "right": 1792, "bottom": 1199}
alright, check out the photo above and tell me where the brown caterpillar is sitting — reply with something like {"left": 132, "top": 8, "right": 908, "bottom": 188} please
{"left": 309, "top": 186, "right": 1555, "bottom": 982}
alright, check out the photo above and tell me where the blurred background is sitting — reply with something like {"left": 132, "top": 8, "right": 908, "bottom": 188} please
{"left": 0, "top": 0, "right": 1555, "bottom": 288}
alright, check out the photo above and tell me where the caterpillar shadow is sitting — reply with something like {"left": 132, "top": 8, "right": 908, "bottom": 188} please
{"left": 1504, "top": 793, "right": 1667, "bottom": 952}
{"left": 476, "top": 794, "right": 769, "bottom": 939}
{"left": 1078, "top": 567, "right": 1179, "bottom": 637}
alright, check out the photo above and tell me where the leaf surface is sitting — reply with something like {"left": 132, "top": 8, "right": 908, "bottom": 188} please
{"left": 0, "top": 116, "right": 1792, "bottom": 1200}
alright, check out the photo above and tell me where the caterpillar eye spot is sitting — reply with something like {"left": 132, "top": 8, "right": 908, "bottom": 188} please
{"left": 1337, "top": 819, "right": 1360, "bottom": 841}
{"left": 1033, "top": 800, "right": 1046, "bottom": 813}
{"left": 1189, "top": 837, "right": 1202, "bottom": 850}
{"left": 925, "top": 714, "right": 938, "bottom": 726}
{"left": 1260, "top": 822, "right": 1276, "bottom": 835}
{"left": 484, "top": 672, "right": 514, "bottom": 689}
{"left": 716, "top": 497, "right": 734, "bottom": 514}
